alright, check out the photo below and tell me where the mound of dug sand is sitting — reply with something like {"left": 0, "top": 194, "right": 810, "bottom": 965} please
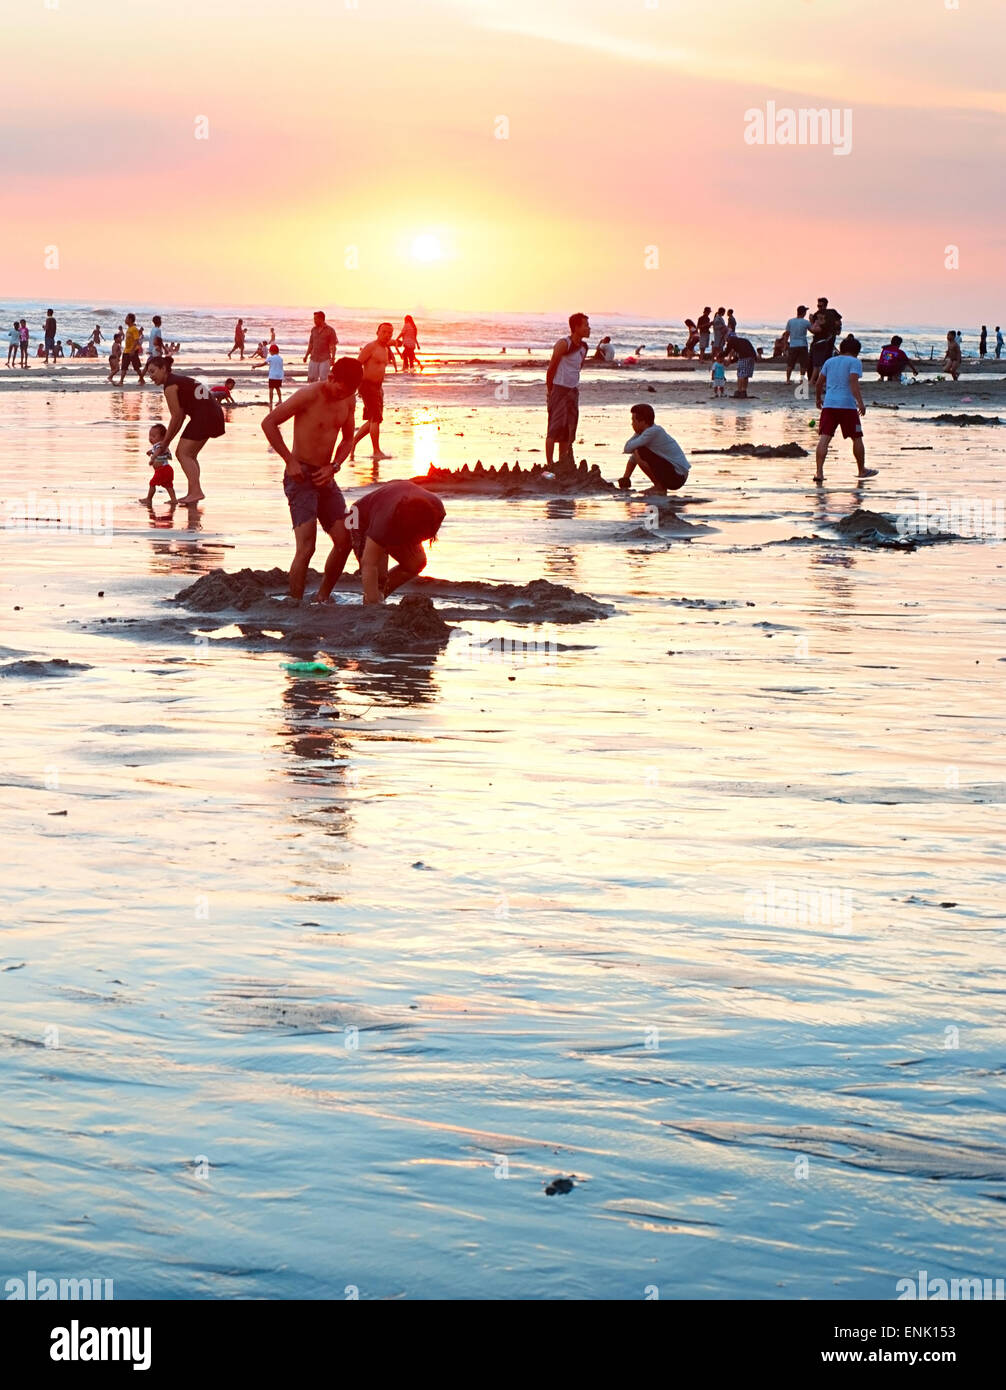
{"left": 413, "top": 459, "right": 616, "bottom": 495}
{"left": 161, "top": 570, "right": 612, "bottom": 652}
{"left": 833, "top": 509, "right": 916, "bottom": 549}
{"left": 692, "top": 442, "right": 809, "bottom": 457}
{"left": 833, "top": 508, "right": 963, "bottom": 550}
{"left": 931, "top": 413, "right": 1001, "bottom": 426}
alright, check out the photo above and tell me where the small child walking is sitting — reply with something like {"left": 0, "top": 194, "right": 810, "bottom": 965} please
{"left": 141, "top": 424, "right": 177, "bottom": 504}
{"left": 266, "top": 344, "right": 284, "bottom": 406}
{"left": 711, "top": 355, "right": 726, "bottom": 397}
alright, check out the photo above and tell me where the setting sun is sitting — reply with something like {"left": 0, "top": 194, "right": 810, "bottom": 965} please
{"left": 411, "top": 234, "right": 445, "bottom": 264}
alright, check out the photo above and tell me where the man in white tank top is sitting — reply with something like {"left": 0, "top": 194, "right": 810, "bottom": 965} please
{"left": 545, "top": 312, "right": 590, "bottom": 470}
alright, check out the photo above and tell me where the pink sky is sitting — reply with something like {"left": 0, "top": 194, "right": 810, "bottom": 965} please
{"left": 2, "top": 0, "right": 1004, "bottom": 321}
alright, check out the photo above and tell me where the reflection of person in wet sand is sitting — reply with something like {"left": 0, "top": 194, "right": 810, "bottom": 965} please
{"left": 350, "top": 323, "right": 397, "bottom": 461}
{"left": 261, "top": 357, "right": 364, "bottom": 602}
{"left": 345, "top": 480, "right": 446, "bottom": 605}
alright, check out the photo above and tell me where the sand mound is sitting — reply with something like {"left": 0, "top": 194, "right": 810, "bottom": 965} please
{"left": 0, "top": 658, "right": 91, "bottom": 678}
{"left": 692, "top": 442, "right": 808, "bottom": 458}
{"left": 931, "top": 413, "right": 1001, "bottom": 426}
{"left": 176, "top": 567, "right": 289, "bottom": 613}
{"left": 835, "top": 509, "right": 899, "bottom": 539}
{"left": 413, "top": 459, "right": 616, "bottom": 495}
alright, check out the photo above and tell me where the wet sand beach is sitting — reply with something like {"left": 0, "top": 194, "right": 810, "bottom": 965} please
{"left": 1, "top": 373, "right": 1004, "bottom": 1299}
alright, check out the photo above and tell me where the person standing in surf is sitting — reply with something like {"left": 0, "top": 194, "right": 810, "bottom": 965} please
{"left": 545, "top": 312, "right": 589, "bottom": 470}
{"left": 146, "top": 356, "right": 226, "bottom": 504}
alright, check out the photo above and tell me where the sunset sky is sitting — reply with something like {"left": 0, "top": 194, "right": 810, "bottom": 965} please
{"left": 2, "top": 0, "right": 1003, "bottom": 322}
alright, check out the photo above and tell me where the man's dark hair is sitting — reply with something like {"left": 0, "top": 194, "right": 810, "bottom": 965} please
{"left": 839, "top": 334, "right": 861, "bottom": 356}
{"left": 569, "top": 312, "right": 588, "bottom": 331}
{"left": 146, "top": 355, "right": 174, "bottom": 372}
{"left": 153, "top": 315, "right": 161, "bottom": 326}
{"left": 891, "top": 335, "right": 903, "bottom": 346}
{"left": 631, "top": 402, "right": 655, "bottom": 427}
{"left": 331, "top": 357, "right": 364, "bottom": 391}
{"left": 47, "top": 308, "right": 53, "bottom": 315}
{"left": 817, "top": 297, "right": 828, "bottom": 306}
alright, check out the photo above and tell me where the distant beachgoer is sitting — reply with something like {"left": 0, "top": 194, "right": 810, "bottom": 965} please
{"left": 118, "top": 313, "right": 146, "bottom": 385}
{"left": 396, "top": 316, "right": 421, "bottom": 372}
{"left": 616, "top": 403, "right": 691, "bottom": 495}
{"left": 260, "top": 357, "right": 364, "bottom": 602}
{"left": 266, "top": 344, "right": 284, "bottom": 406}
{"left": 43, "top": 308, "right": 57, "bottom": 365}
{"left": 955, "top": 330, "right": 963, "bottom": 349}
{"left": 268, "top": 326, "right": 276, "bottom": 346}
{"left": 815, "top": 334, "right": 875, "bottom": 484}
{"left": 107, "top": 331, "right": 123, "bottom": 380}
{"left": 593, "top": 335, "right": 615, "bottom": 362}
{"left": 941, "top": 330, "right": 961, "bottom": 381}
{"left": 91, "top": 324, "right": 103, "bottom": 346}
{"left": 54, "top": 341, "right": 64, "bottom": 359}
{"left": 785, "top": 305, "right": 811, "bottom": 383}
{"left": 979, "top": 325, "right": 988, "bottom": 360}
{"left": 35, "top": 343, "right": 46, "bottom": 359}
{"left": 697, "top": 307, "right": 712, "bottom": 361}
{"left": 250, "top": 340, "right": 267, "bottom": 362}
{"left": 723, "top": 333, "right": 757, "bottom": 397}
{"left": 7, "top": 321, "right": 19, "bottom": 367}
{"left": 303, "top": 310, "right": 338, "bottom": 382}
{"left": 545, "top": 312, "right": 590, "bottom": 470}
{"left": 771, "top": 334, "right": 787, "bottom": 360}
{"left": 345, "top": 480, "right": 446, "bottom": 605}
{"left": 350, "top": 323, "right": 397, "bottom": 460}
{"left": 19, "top": 320, "right": 29, "bottom": 368}
{"left": 876, "top": 335, "right": 918, "bottom": 384}
{"left": 210, "top": 379, "right": 237, "bottom": 404}
{"left": 682, "top": 320, "right": 699, "bottom": 357}
{"left": 712, "top": 308, "right": 727, "bottom": 355}
{"left": 146, "top": 355, "right": 226, "bottom": 504}
{"left": 145, "top": 315, "right": 165, "bottom": 374}
{"left": 228, "top": 319, "right": 246, "bottom": 360}
{"left": 997, "top": 327, "right": 1004, "bottom": 359}
{"left": 711, "top": 357, "right": 726, "bottom": 397}
{"left": 808, "top": 297, "right": 842, "bottom": 383}
{"left": 726, "top": 309, "right": 737, "bottom": 336}
{"left": 141, "top": 423, "right": 177, "bottom": 505}
{"left": 665, "top": 343, "right": 677, "bottom": 357}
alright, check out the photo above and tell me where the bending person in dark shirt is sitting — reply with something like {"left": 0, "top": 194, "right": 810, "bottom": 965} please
{"left": 341, "top": 480, "right": 446, "bottom": 605}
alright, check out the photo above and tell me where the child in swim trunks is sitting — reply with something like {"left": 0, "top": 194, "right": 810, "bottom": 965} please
{"left": 711, "top": 356, "right": 726, "bottom": 397}
{"left": 141, "top": 424, "right": 177, "bottom": 503}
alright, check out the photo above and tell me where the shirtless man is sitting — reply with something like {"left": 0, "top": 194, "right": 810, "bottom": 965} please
{"left": 261, "top": 357, "right": 365, "bottom": 602}
{"left": 303, "top": 310, "right": 339, "bottom": 383}
{"left": 350, "top": 322, "right": 397, "bottom": 460}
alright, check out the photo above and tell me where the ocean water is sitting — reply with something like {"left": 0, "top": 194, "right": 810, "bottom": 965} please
{"left": 0, "top": 298, "right": 990, "bottom": 366}
{"left": 1, "top": 379, "right": 1004, "bottom": 1299}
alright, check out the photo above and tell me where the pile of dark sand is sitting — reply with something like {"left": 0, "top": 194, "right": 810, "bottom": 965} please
{"left": 930, "top": 413, "right": 1001, "bottom": 426}
{"left": 692, "top": 442, "right": 809, "bottom": 458}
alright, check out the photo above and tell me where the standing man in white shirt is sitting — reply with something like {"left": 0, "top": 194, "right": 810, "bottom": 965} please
{"left": 545, "top": 312, "right": 590, "bottom": 470}
{"left": 784, "top": 305, "right": 812, "bottom": 383}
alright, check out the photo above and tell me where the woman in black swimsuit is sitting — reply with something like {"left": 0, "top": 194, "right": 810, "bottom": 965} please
{"left": 146, "top": 356, "right": 225, "bottom": 504}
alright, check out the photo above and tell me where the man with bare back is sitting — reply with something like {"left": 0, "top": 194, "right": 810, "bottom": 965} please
{"left": 261, "top": 357, "right": 365, "bottom": 602}
{"left": 350, "top": 322, "right": 397, "bottom": 461}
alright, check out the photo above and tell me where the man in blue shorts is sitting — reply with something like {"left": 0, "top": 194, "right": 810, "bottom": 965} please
{"left": 261, "top": 357, "right": 365, "bottom": 601}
